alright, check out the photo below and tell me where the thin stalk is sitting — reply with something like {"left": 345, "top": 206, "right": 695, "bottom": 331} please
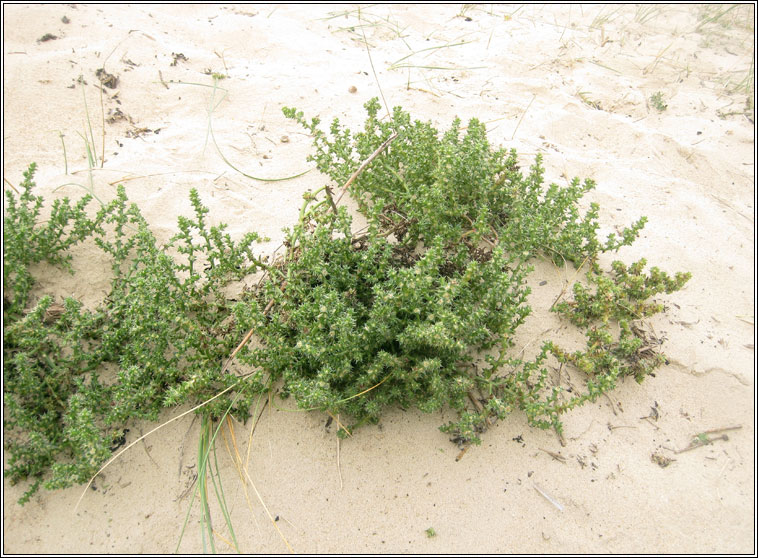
{"left": 358, "top": 6, "right": 390, "bottom": 117}
{"left": 391, "top": 64, "right": 485, "bottom": 71}
{"left": 58, "top": 132, "right": 68, "bottom": 174}
{"left": 178, "top": 391, "right": 244, "bottom": 553}
{"left": 198, "top": 418, "right": 215, "bottom": 553}
{"left": 389, "top": 40, "right": 473, "bottom": 69}
{"left": 208, "top": 419, "right": 240, "bottom": 552}
{"left": 81, "top": 84, "right": 98, "bottom": 168}
{"left": 201, "top": 77, "right": 312, "bottom": 182}
{"left": 511, "top": 94, "right": 536, "bottom": 141}
{"left": 99, "top": 80, "right": 106, "bottom": 167}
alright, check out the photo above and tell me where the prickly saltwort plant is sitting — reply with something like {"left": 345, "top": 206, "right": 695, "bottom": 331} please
{"left": 4, "top": 98, "right": 691, "bottom": 501}
{"left": 281, "top": 98, "right": 689, "bottom": 442}
{"left": 3, "top": 167, "right": 267, "bottom": 502}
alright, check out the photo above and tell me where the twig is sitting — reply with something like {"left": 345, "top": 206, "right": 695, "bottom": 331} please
{"left": 699, "top": 425, "right": 742, "bottom": 436}
{"left": 555, "top": 429, "right": 566, "bottom": 447}
{"left": 674, "top": 426, "right": 741, "bottom": 454}
{"left": 222, "top": 327, "right": 258, "bottom": 373}
{"left": 4, "top": 177, "right": 20, "bottom": 194}
{"left": 455, "top": 446, "right": 469, "bottom": 461}
{"left": 139, "top": 428, "right": 159, "bottom": 468}
{"left": 603, "top": 391, "right": 618, "bottom": 416}
{"left": 334, "top": 132, "right": 398, "bottom": 205}
{"left": 539, "top": 447, "right": 566, "bottom": 463}
{"left": 467, "top": 391, "right": 491, "bottom": 426}
{"left": 175, "top": 469, "right": 198, "bottom": 502}
{"left": 675, "top": 434, "right": 730, "bottom": 454}
{"left": 641, "top": 416, "right": 660, "bottom": 430}
{"left": 281, "top": 516, "right": 300, "bottom": 532}
{"left": 510, "top": 94, "right": 536, "bottom": 141}
{"left": 326, "top": 410, "right": 351, "bottom": 437}
{"left": 608, "top": 424, "right": 637, "bottom": 431}
{"left": 533, "top": 483, "right": 564, "bottom": 511}
{"left": 213, "top": 530, "right": 236, "bottom": 552}
{"left": 221, "top": 282, "right": 285, "bottom": 373}
{"left": 178, "top": 415, "right": 198, "bottom": 477}
{"left": 239, "top": 445, "right": 294, "bottom": 553}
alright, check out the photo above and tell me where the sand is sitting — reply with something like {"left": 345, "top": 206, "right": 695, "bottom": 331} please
{"left": 2, "top": 3, "right": 755, "bottom": 554}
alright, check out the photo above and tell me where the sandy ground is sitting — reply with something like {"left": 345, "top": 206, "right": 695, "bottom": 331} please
{"left": 2, "top": 3, "right": 755, "bottom": 554}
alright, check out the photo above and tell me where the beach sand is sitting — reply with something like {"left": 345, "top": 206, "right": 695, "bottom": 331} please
{"left": 2, "top": 4, "right": 755, "bottom": 553}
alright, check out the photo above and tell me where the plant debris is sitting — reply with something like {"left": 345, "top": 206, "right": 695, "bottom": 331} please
{"left": 95, "top": 67, "right": 118, "bottom": 88}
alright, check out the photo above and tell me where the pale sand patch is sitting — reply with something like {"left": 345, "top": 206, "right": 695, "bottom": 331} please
{"left": 3, "top": 4, "right": 754, "bottom": 553}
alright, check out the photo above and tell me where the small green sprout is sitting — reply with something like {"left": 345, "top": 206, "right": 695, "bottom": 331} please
{"left": 650, "top": 91, "right": 668, "bottom": 111}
